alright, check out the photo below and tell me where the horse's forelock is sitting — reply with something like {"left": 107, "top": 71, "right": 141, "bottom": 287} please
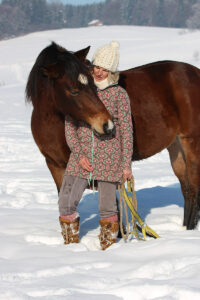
{"left": 26, "top": 42, "right": 94, "bottom": 105}
{"left": 44, "top": 43, "right": 92, "bottom": 87}
{"left": 62, "top": 52, "right": 94, "bottom": 88}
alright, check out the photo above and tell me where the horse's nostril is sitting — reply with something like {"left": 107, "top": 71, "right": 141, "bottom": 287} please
{"left": 103, "top": 122, "right": 113, "bottom": 134}
{"left": 103, "top": 122, "right": 108, "bottom": 134}
{"left": 103, "top": 122, "right": 115, "bottom": 135}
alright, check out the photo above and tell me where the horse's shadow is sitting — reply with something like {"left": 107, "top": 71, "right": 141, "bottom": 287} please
{"left": 78, "top": 184, "right": 184, "bottom": 237}
{"left": 136, "top": 183, "right": 184, "bottom": 219}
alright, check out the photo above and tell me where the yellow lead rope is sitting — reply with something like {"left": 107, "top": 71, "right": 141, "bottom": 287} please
{"left": 118, "top": 177, "right": 160, "bottom": 241}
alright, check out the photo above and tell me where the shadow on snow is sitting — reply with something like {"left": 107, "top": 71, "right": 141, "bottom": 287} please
{"left": 78, "top": 183, "right": 184, "bottom": 237}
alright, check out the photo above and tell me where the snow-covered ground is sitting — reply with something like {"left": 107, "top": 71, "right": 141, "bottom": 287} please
{"left": 0, "top": 26, "right": 200, "bottom": 300}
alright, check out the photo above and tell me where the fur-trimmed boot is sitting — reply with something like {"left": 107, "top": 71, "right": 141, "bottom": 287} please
{"left": 59, "top": 216, "right": 80, "bottom": 244}
{"left": 99, "top": 219, "right": 119, "bottom": 250}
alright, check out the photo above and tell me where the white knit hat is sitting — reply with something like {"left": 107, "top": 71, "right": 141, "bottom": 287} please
{"left": 92, "top": 41, "right": 120, "bottom": 72}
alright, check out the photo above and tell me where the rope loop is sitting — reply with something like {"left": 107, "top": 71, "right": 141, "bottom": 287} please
{"left": 118, "top": 176, "right": 160, "bottom": 241}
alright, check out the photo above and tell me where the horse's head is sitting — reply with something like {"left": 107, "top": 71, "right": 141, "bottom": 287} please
{"left": 26, "top": 42, "right": 114, "bottom": 136}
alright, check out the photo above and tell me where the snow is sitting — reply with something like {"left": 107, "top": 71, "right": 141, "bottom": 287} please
{"left": 0, "top": 25, "right": 200, "bottom": 299}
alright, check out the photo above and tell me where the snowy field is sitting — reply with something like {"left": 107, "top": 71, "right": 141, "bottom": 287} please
{"left": 0, "top": 25, "right": 200, "bottom": 299}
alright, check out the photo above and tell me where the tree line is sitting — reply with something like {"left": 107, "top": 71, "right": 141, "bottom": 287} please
{"left": 0, "top": 0, "right": 200, "bottom": 40}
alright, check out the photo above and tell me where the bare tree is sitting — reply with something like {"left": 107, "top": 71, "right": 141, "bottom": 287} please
{"left": 0, "top": 4, "right": 28, "bottom": 39}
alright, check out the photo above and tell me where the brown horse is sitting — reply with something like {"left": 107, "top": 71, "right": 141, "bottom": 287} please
{"left": 119, "top": 61, "right": 200, "bottom": 230}
{"left": 26, "top": 42, "right": 114, "bottom": 191}
{"left": 26, "top": 42, "right": 200, "bottom": 230}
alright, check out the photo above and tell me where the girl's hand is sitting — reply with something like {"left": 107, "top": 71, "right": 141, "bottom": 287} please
{"left": 123, "top": 168, "right": 132, "bottom": 181}
{"left": 79, "top": 156, "right": 93, "bottom": 172}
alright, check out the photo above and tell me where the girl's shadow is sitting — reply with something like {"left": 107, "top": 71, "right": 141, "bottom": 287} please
{"left": 78, "top": 190, "right": 99, "bottom": 238}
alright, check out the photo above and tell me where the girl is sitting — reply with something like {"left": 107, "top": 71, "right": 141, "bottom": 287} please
{"left": 58, "top": 41, "right": 133, "bottom": 250}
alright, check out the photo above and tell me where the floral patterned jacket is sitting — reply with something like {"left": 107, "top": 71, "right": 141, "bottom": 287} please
{"left": 64, "top": 85, "right": 133, "bottom": 183}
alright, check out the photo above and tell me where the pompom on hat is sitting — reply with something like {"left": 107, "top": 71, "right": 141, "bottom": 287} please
{"left": 92, "top": 41, "right": 120, "bottom": 73}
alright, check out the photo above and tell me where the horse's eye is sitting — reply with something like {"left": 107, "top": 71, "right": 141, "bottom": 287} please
{"left": 70, "top": 89, "right": 79, "bottom": 96}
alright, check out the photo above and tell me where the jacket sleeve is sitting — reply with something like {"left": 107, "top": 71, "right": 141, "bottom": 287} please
{"left": 65, "top": 115, "right": 85, "bottom": 160}
{"left": 117, "top": 87, "right": 133, "bottom": 170}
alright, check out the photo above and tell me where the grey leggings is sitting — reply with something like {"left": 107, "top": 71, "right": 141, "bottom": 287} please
{"left": 58, "top": 174, "right": 118, "bottom": 218}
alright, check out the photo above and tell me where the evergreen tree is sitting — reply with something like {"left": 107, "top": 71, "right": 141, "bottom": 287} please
{"left": 0, "top": 0, "right": 199, "bottom": 40}
{"left": 30, "top": 0, "right": 47, "bottom": 26}
{"left": 155, "top": 0, "right": 166, "bottom": 27}
{"left": 120, "top": 0, "right": 133, "bottom": 25}
{"left": 47, "top": 2, "right": 66, "bottom": 29}
{"left": 187, "top": 0, "right": 200, "bottom": 29}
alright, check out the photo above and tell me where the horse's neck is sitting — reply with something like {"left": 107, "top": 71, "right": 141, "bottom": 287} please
{"left": 34, "top": 94, "right": 59, "bottom": 115}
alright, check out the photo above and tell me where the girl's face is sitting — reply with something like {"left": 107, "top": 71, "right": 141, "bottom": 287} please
{"left": 93, "top": 66, "right": 109, "bottom": 82}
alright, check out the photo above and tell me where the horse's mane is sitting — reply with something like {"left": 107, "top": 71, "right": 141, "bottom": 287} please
{"left": 26, "top": 42, "right": 94, "bottom": 105}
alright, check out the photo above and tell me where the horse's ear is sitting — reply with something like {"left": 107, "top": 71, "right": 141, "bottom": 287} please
{"left": 41, "top": 63, "right": 64, "bottom": 79}
{"left": 74, "top": 46, "right": 90, "bottom": 62}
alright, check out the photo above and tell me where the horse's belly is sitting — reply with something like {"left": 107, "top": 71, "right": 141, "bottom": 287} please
{"left": 133, "top": 114, "right": 179, "bottom": 161}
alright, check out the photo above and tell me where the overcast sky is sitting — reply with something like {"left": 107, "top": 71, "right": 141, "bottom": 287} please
{"left": 48, "top": 0, "right": 105, "bottom": 5}
{"left": 0, "top": 0, "right": 106, "bottom": 5}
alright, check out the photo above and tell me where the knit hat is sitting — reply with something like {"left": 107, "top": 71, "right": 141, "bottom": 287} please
{"left": 92, "top": 41, "right": 120, "bottom": 72}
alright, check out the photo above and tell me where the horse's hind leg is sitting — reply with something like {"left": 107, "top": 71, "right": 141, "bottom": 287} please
{"left": 168, "top": 137, "right": 200, "bottom": 229}
{"left": 180, "top": 137, "right": 200, "bottom": 229}
{"left": 167, "top": 137, "right": 189, "bottom": 227}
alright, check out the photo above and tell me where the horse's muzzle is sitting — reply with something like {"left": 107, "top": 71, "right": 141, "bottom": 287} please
{"left": 94, "top": 125, "right": 116, "bottom": 138}
{"left": 103, "top": 120, "right": 115, "bottom": 135}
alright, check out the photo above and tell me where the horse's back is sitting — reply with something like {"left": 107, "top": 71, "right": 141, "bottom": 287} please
{"left": 119, "top": 61, "right": 200, "bottom": 160}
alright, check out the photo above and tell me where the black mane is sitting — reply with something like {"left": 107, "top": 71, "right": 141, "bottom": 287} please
{"left": 26, "top": 42, "right": 94, "bottom": 104}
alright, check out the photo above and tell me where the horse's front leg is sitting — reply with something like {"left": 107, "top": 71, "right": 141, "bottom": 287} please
{"left": 45, "top": 157, "right": 66, "bottom": 193}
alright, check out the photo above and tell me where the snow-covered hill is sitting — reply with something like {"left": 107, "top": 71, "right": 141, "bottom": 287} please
{"left": 0, "top": 26, "right": 200, "bottom": 300}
